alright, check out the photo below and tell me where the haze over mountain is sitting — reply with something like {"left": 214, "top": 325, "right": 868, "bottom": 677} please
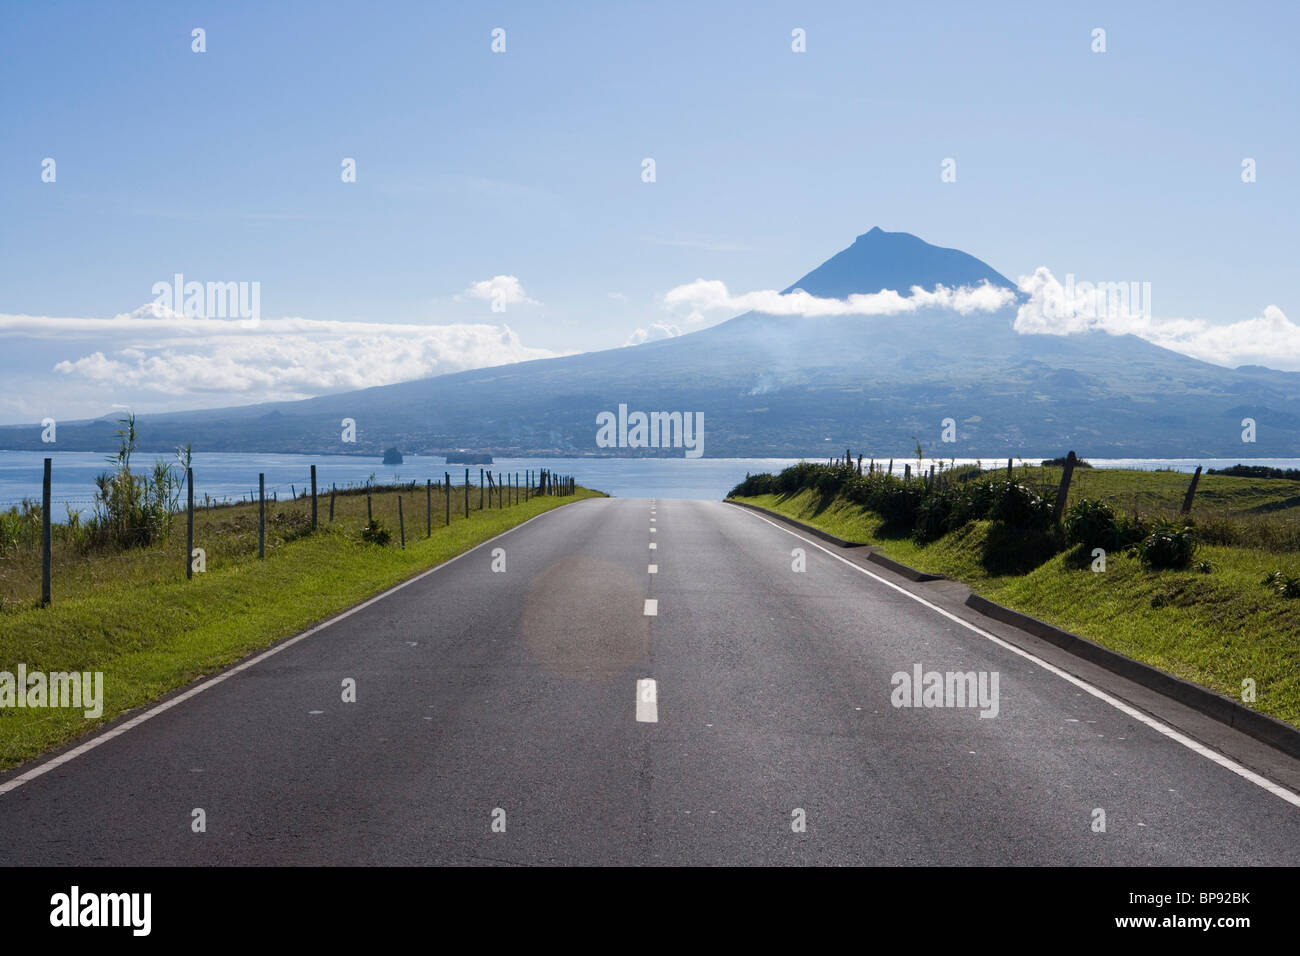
{"left": 4, "top": 229, "right": 1298, "bottom": 459}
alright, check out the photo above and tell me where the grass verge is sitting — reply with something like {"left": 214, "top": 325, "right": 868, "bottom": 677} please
{"left": 734, "top": 485, "right": 1300, "bottom": 729}
{"left": 0, "top": 487, "right": 603, "bottom": 771}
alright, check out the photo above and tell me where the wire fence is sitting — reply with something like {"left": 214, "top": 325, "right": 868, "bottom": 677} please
{"left": 3, "top": 459, "right": 580, "bottom": 607}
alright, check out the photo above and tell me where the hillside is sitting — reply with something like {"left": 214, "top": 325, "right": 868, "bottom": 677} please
{"left": 3, "top": 228, "right": 1298, "bottom": 458}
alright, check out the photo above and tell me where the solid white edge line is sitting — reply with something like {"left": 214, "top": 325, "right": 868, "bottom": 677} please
{"left": 0, "top": 499, "right": 590, "bottom": 797}
{"left": 736, "top": 506, "right": 1300, "bottom": 809}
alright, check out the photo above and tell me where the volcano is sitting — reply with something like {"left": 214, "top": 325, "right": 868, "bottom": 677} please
{"left": 4, "top": 229, "right": 1297, "bottom": 458}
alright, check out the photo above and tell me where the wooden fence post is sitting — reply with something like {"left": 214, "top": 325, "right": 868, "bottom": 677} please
{"left": 258, "top": 473, "right": 266, "bottom": 559}
{"left": 186, "top": 467, "right": 194, "bottom": 581}
{"left": 479, "top": 469, "right": 485, "bottom": 510}
{"left": 366, "top": 485, "right": 372, "bottom": 523}
{"left": 445, "top": 473, "right": 451, "bottom": 525}
{"left": 310, "top": 465, "right": 318, "bottom": 530}
{"left": 426, "top": 479, "right": 432, "bottom": 537}
{"left": 41, "top": 457, "right": 51, "bottom": 606}
{"left": 1053, "top": 451, "right": 1078, "bottom": 524}
{"left": 398, "top": 496, "right": 405, "bottom": 549}
{"left": 464, "top": 469, "right": 469, "bottom": 518}
{"left": 329, "top": 483, "right": 336, "bottom": 522}
{"left": 1181, "top": 465, "right": 1203, "bottom": 515}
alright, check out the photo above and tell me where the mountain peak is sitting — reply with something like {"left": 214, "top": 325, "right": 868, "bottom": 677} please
{"left": 783, "top": 228, "right": 1016, "bottom": 299}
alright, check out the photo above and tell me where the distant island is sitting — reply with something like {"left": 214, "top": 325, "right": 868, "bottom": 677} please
{"left": 382, "top": 447, "right": 403, "bottom": 465}
{"left": 4, "top": 229, "right": 1299, "bottom": 459}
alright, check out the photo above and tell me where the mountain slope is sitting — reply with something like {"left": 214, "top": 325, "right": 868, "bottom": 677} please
{"left": 3, "top": 230, "right": 1298, "bottom": 458}
{"left": 781, "top": 226, "right": 1017, "bottom": 296}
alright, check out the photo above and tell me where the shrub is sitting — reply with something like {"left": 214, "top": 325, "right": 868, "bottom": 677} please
{"left": 1262, "top": 570, "right": 1300, "bottom": 598}
{"left": 727, "top": 472, "right": 776, "bottom": 498}
{"left": 85, "top": 414, "right": 181, "bottom": 550}
{"left": 913, "top": 493, "right": 952, "bottom": 543}
{"left": 1139, "top": 521, "right": 1197, "bottom": 570}
{"left": 270, "top": 509, "right": 314, "bottom": 544}
{"left": 949, "top": 479, "right": 998, "bottom": 526}
{"left": 0, "top": 500, "right": 42, "bottom": 556}
{"left": 876, "top": 482, "right": 925, "bottom": 530}
{"left": 989, "top": 481, "right": 1053, "bottom": 530}
{"left": 360, "top": 518, "right": 392, "bottom": 546}
{"left": 1063, "top": 498, "right": 1118, "bottom": 549}
{"left": 981, "top": 521, "right": 1064, "bottom": 575}
{"left": 1114, "top": 511, "right": 1150, "bottom": 549}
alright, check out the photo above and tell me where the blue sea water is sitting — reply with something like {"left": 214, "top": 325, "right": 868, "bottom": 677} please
{"left": 1, "top": 451, "right": 1299, "bottom": 515}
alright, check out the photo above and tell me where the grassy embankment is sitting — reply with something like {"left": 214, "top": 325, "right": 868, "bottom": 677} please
{"left": 731, "top": 462, "right": 1300, "bottom": 728}
{"left": 0, "top": 481, "right": 604, "bottom": 770}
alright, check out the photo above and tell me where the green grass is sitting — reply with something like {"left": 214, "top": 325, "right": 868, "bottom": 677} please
{"left": 734, "top": 472, "right": 1300, "bottom": 729}
{"left": 0, "top": 484, "right": 604, "bottom": 770}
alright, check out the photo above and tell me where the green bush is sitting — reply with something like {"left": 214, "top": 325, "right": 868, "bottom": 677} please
{"left": 727, "top": 472, "right": 777, "bottom": 497}
{"left": 913, "top": 493, "right": 952, "bottom": 543}
{"left": 0, "top": 500, "right": 42, "bottom": 556}
{"left": 1114, "top": 511, "right": 1151, "bottom": 549}
{"left": 86, "top": 414, "right": 181, "bottom": 550}
{"left": 360, "top": 518, "right": 392, "bottom": 546}
{"left": 1262, "top": 570, "right": 1300, "bottom": 598}
{"left": 990, "top": 481, "right": 1054, "bottom": 530}
{"left": 1139, "top": 521, "right": 1197, "bottom": 570}
{"left": 1063, "top": 498, "right": 1118, "bottom": 549}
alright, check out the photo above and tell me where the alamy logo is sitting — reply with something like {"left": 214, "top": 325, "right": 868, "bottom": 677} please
{"left": 890, "top": 663, "right": 999, "bottom": 718}
{"left": 0, "top": 665, "right": 103, "bottom": 718}
{"left": 595, "top": 404, "right": 704, "bottom": 458}
{"left": 152, "top": 273, "right": 260, "bottom": 327}
{"left": 1047, "top": 274, "right": 1152, "bottom": 321}
{"left": 50, "top": 886, "right": 151, "bottom": 936}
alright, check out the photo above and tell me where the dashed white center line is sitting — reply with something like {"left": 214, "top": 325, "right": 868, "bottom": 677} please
{"left": 649, "top": 542, "right": 656, "bottom": 549}
{"left": 650, "top": 527, "right": 656, "bottom": 533}
{"left": 648, "top": 564, "right": 658, "bottom": 574}
{"left": 636, "top": 678, "right": 658, "bottom": 723}
{"left": 644, "top": 599, "right": 658, "bottom": 616}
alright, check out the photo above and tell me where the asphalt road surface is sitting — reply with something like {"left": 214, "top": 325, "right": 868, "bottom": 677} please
{"left": 2, "top": 497, "right": 1298, "bottom": 865}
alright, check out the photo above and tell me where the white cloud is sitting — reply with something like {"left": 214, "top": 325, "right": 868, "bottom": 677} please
{"left": 662, "top": 279, "right": 1017, "bottom": 322}
{"left": 624, "top": 321, "right": 683, "bottom": 347}
{"left": 463, "top": 275, "right": 537, "bottom": 307}
{"left": 0, "top": 308, "right": 561, "bottom": 407}
{"left": 1014, "top": 266, "right": 1300, "bottom": 369}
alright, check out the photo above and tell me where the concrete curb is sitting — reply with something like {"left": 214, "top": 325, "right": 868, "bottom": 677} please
{"left": 867, "top": 551, "right": 946, "bottom": 583}
{"left": 726, "top": 498, "right": 1300, "bottom": 761}
{"left": 965, "top": 594, "right": 1300, "bottom": 760}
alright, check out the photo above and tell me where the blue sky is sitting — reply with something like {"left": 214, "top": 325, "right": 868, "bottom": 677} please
{"left": 1, "top": 0, "right": 1297, "bottom": 422}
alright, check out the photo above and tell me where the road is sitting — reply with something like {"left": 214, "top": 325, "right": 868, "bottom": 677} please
{"left": 1, "top": 497, "right": 1298, "bottom": 865}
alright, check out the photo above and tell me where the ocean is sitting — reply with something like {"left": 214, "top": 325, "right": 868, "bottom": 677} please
{"left": 2, "top": 451, "right": 1298, "bottom": 515}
